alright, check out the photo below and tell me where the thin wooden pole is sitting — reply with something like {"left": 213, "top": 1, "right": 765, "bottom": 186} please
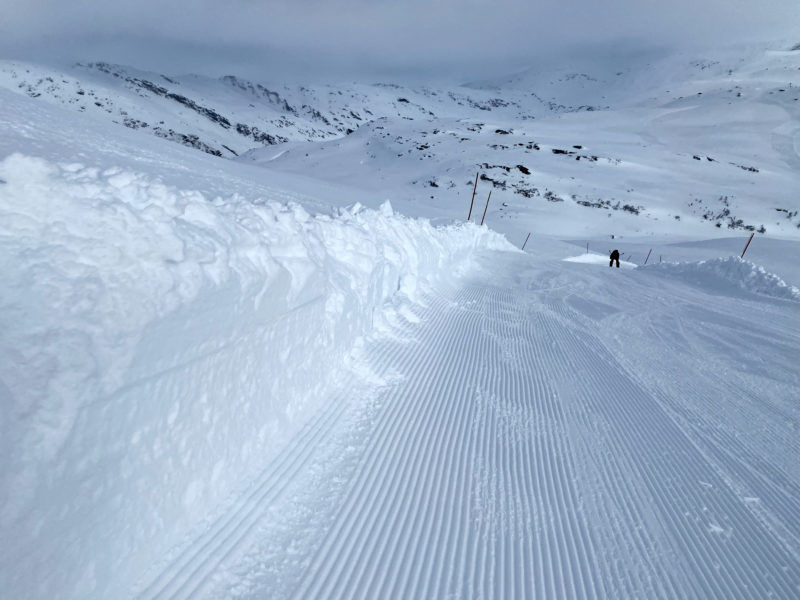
{"left": 741, "top": 232, "right": 755, "bottom": 258}
{"left": 586, "top": 242, "right": 589, "bottom": 254}
{"left": 467, "top": 171, "right": 479, "bottom": 221}
{"left": 521, "top": 232, "right": 531, "bottom": 250}
{"left": 643, "top": 248, "right": 652, "bottom": 265}
{"left": 480, "top": 190, "right": 492, "bottom": 226}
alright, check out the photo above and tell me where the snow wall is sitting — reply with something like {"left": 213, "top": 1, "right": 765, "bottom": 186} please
{"left": 0, "top": 153, "right": 513, "bottom": 599}
{"left": 640, "top": 256, "right": 800, "bottom": 302}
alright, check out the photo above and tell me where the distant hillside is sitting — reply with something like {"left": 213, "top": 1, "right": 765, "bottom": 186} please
{"left": 239, "top": 44, "right": 800, "bottom": 239}
{"left": 1, "top": 43, "right": 798, "bottom": 240}
{"left": 0, "top": 61, "right": 565, "bottom": 158}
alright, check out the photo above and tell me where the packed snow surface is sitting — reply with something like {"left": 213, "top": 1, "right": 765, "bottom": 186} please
{"left": 0, "top": 152, "right": 510, "bottom": 599}
{"left": 1, "top": 43, "right": 800, "bottom": 600}
{"left": 563, "top": 253, "right": 637, "bottom": 269}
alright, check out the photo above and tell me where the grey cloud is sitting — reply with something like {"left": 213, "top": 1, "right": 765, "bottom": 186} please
{"left": 1, "top": 0, "right": 799, "bottom": 80}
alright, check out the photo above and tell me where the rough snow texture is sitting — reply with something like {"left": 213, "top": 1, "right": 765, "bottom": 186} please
{"left": 641, "top": 256, "right": 800, "bottom": 301}
{"left": 0, "top": 153, "right": 510, "bottom": 599}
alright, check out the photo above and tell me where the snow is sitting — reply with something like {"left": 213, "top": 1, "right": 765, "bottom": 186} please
{"left": 0, "top": 150, "right": 509, "bottom": 599}
{"left": 642, "top": 256, "right": 800, "bottom": 301}
{"left": 563, "top": 252, "right": 637, "bottom": 269}
{"left": 1, "top": 42, "right": 800, "bottom": 599}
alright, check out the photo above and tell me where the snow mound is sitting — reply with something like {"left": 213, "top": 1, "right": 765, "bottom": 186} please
{"left": 0, "top": 153, "right": 512, "bottom": 599}
{"left": 640, "top": 256, "right": 800, "bottom": 301}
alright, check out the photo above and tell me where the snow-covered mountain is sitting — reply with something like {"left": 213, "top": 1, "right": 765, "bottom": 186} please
{"left": 1, "top": 40, "right": 800, "bottom": 600}
{"left": 243, "top": 44, "right": 800, "bottom": 241}
{"left": 0, "top": 60, "right": 551, "bottom": 157}
{"left": 3, "top": 42, "right": 798, "bottom": 241}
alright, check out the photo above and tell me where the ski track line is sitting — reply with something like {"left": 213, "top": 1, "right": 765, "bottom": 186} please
{"left": 140, "top": 252, "right": 800, "bottom": 599}
{"left": 643, "top": 307, "right": 800, "bottom": 488}
{"left": 532, "top": 273, "right": 685, "bottom": 597}
{"left": 292, "top": 281, "right": 621, "bottom": 599}
{"left": 528, "top": 307, "right": 684, "bottom": 599}
{"left": 493, "top": 292, "right": 596, "bottom": 600}
{"left": 293, "top": 288, "right": 476, "bottom": 598}
{"left": 135, "top": 376, "right": 357, "bottom": 600}
{"left": 293, "top": 289, "right": 486, "bottom": 599}
{"left": 598, "top": 289, "right": 800, "bottom": 562}
{"left": 545, "top": 288, "right": 800, "bottom": 598}
{"left": 644, "top": 355, "right": 800, "bottom": 560}
{"left": 548, "top": 307, "right": 734, "bottom": 598}
{"left": 593, "top": 278, "right": 800, "bottom": 538}
{"left": 278, "top": 260, "right": 799, "bottom": 599}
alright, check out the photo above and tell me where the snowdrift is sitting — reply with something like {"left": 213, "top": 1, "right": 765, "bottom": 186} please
{"left": 0, "top": 153, "right": 512, "bottom": 599}
{"left": 640, "top": 256, "right": 800, "bottom": 301}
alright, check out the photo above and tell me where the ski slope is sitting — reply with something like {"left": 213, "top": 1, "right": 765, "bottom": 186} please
{"left": 137, "top": 248, "right": 800, "bottom": 599}
{"left": 2, "top": 43, "right": 800, "bottom": 599}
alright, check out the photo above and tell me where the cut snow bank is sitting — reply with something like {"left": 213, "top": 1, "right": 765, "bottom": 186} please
{"left": 0, "top": 153, "right": 513, "bottom": 599}
{"left": 640, "top": 256, "right": 800, "bottom": 301}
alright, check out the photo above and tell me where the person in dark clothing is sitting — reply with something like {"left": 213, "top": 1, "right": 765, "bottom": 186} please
{"left": 609, "top": 249, "right": 620, "bottom": 268}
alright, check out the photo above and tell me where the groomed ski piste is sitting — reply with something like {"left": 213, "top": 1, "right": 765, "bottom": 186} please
{"left": 2, "top": 57, "right": 800, "bottom": 599}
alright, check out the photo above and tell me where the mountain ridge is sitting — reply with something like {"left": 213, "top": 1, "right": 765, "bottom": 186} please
{"left": 2, "top": 42, "right": 798, "bottom": 241}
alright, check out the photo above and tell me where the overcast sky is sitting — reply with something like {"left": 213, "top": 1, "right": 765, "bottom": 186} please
{"left": 1, "top": 0, "right": 798, "bottom": 81}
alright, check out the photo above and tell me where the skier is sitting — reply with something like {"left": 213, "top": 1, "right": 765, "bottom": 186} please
{"left": 609, "top": 249, "right": 620, "bottom": 268}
